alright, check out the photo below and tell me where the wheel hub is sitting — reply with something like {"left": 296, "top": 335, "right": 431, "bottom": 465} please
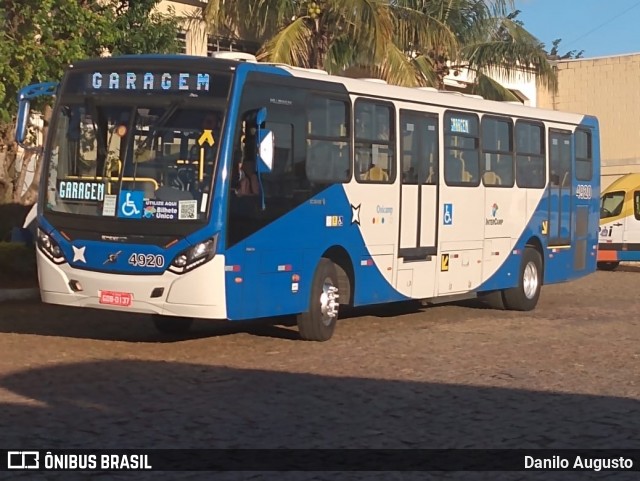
{"left": 319, "top": 279, "right": 339, "bottom": 326}
{"left": 523, "top": 261, "right": 539, "bottom": 299}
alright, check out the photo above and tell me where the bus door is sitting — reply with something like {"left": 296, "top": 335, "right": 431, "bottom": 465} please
{"left": 397, "top": 110, "right": 439, "bottom": 298}
{"left": 573, "top": 128, "right": 595, "bottom": 271}
{"left": 549, "top": 130, "right": 572, "bottom": 245}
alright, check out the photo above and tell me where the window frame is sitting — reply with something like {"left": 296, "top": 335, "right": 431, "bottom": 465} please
{"left": 354, "top": 98, "right": 396, "bottom": 185}
{"left": 480, "top": 115, "right": 514, "bottom": 188}
{"left": 305, "top": 93, "right": 352, "bottom": 184}
{"left": 575, "top": 129, "right": 593, "bottom": 182}
{"left": 444, "top": 110, "right": 480, "bottom": 187}
{"left": 515, "top": 119, "right": 546, "bottom": 189}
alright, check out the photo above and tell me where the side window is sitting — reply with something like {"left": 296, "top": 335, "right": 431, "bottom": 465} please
{"left": 262, "top": 122, "right": 294, "bottom": 198}
{"left": 306, "top": 96, "right": 350, "bottom": 183}
{"left": 481, "top": 116, "right": 513, "bottom": 187}
{"left": 635, "top": 192, "right": 640, "bottom": 221}
{"left": 550, "top": 131, "right": 571, "bottom": 187}
{"left": 355, "top": 100, "right": 395, "bottom": 184}
{"left": 400, "top": 111, "right": 438, "bottom": 185}
{"left": 575, "top": 130, "right": 593, "bottom": 181}
{"left": 515, "top": 121, "right": 546, "bottom": 189}
{"left": 444, "top": 111, "right": 479, "bottom": 186}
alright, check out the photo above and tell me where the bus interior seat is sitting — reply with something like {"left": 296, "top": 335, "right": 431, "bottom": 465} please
{"left": 483, "top": 171, "right": 502, "bottom": 185}
{"left": 154, "top": 185, "right": 194, "bottom": 202}
{"left": 364, "top": 165, "right": 389, "bottom": 181}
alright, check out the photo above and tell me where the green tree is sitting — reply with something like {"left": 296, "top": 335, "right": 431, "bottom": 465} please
{"left": 202, "top": 0, "right": 556, "bottom": 100}
{"left": 391, "top": 1, "right": 557, "bottom": 100}
{"left": 107, "top": 0, "right": 181, "bottom": 56}
{"left": 0, "top": 0, "right": 181, "bottom": 204}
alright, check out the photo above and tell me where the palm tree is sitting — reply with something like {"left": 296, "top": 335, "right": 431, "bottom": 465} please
{"left": 391, "top": 0, "right": 557, "bottom": 100}
{"left": 202, "top": 0, "right": 403, "bottom": 77}
{"left": 200, "top": 0, "right": 556, "bottom": 100}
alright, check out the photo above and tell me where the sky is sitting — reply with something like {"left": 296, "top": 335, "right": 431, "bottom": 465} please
{"left": 513, "top": 0, "right": 640, "bottom": 58}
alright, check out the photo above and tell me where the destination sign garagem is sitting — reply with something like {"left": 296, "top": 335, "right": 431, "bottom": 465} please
{"left": 57, "top": 180, "right": 105, "bottom": 201}
{"left": 89, "top": 72, "right": 211, "bottom": 92}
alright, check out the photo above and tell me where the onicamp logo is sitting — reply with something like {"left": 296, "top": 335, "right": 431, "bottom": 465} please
{"left": 7, "top": 451, "right": 39, "bottom": 469}
{"left": 486, "top": 202, "right": 504, "bottom": 226}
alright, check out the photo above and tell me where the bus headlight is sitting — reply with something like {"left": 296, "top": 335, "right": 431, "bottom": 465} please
{"left": 168, "top": 235, "right": 218, "bottom": 274}
{"left": 37, "top": 228, "right": 65, "bottom": 264}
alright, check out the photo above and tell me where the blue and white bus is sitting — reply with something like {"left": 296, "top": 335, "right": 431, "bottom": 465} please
{"left": 15, "top": 53, "right": 600, "bottom": 341}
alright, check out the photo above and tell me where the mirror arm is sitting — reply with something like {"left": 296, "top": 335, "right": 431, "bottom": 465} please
{"left": 14, "top": 81, "right": 58, "bottom": 147}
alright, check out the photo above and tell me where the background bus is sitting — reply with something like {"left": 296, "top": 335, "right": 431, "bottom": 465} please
{"left": 15, "top": 54, "right": 600, "bottom": 341}
{"left": 598, "top": 173, "right": 640, "bottom": 270}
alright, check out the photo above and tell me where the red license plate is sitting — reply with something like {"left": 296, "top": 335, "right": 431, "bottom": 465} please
{"left": 99, "top": 290, "right": 133, "bottom": 307}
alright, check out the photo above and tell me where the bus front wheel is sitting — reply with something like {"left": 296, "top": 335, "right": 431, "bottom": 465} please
{"left": 152, "top": 315, "right": 194, "bottom": 335}
{"left": 297, "top": 259, "right": 339, "bottom": 341}
{"left": 502, "top": 247, "right": 542, "bottom": 311}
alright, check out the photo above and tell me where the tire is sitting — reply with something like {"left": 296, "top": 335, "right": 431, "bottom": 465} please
{"left": 297, "top": 258, "right": 339, "bottom": 341}
{"left": 502, "top": 247, "right": 542, "bottom": 311}
{"left": 152, "top": 315, "right": 193, "bottom": 335}
{"left": 597, "top": 261, "right": 619, "bottom": 271}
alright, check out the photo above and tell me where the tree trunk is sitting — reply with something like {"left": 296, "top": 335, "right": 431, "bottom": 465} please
{"left": 18, "top": 105, "right": 52, "bottom": 206}
{"left": 19, "top": 151, "right": 41, "bottom": 206}
{"left": 13, "top": 149, "right": 34, "bottom": 203}
{"left": 0, "top": 125, "right": 17, "bottom": 204}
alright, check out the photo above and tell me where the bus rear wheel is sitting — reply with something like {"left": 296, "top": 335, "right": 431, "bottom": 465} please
{"left": 502, "top": 247, "right": 542, "bottom": 311}
{"left": 152, "top": 315, "right": 193, "bottom": 335}
{"left": 297, "top": 259, "right": 339, "bottom": 341}
{"left": 597, "top": 261, "right": 619, "bottom": 271}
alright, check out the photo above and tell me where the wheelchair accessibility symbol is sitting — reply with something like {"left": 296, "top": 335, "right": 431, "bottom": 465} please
{"left": 443, "top": 203, "right": 453, "bottom": 225}
{"left": 117, "top": 190, "right": 144, "bottom": 219}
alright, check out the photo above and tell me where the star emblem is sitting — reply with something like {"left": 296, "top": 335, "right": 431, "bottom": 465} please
{"left": 351, "top": 204, "right": 361, "bottom": 225}
{"left": 72, "top": 245, "right": 86, "bottom": 263}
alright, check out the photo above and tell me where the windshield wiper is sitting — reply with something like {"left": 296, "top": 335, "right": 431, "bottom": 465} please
{"left": 137, "top": 100, "right": 183, "bottom": 151}
{"left": 85, "top": 98, "right": 108, "bottom": 160}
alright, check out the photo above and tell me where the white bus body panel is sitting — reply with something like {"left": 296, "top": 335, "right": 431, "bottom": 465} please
{"left": 37, "top": 252, "right": 227, "bottom": 318}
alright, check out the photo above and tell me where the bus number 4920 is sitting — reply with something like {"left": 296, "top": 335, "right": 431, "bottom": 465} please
{"left": 576, "top": 184, "right": 592, "bottom": 200}
{"left": 128, "top": 253, "right": 165, "bottom": 268}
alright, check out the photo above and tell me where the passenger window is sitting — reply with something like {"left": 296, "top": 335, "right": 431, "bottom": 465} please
{"left": 444, "top": 111, "right": 479, "bottom": 186}
{"left": 306, "top": 96, "right": 350, "bottom": 183}
{"left": 481, "top": 116, "right": 513, "bottom": 187}
{"left": 355, "top": 100, "right": 395, "bottom": 184}
{"left": 515, "top": 121, "right": 546, "bottom": 189}
{"left": 575, "top": 130, "right": 593, "bottom": 181}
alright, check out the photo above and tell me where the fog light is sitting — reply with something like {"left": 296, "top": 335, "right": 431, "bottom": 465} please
{"left": 150, "top": 287, "right": 164, "bottom": 298}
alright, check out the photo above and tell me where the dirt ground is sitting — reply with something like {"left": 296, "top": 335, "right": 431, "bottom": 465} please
{"left": 0, "top": 268, "right": 638, "bottom": 480}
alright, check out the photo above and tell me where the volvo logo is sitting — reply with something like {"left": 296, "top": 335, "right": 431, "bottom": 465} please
{"left": 101, "top": 234, "right": 128, "bottom": 242}
{"left": 104, "top": 250, "right": 122, "bottom": 265}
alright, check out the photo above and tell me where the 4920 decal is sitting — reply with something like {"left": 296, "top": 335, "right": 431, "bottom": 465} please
{"left": 128, "top": 253, "right": 165, "bottom": 268}
{"left": 576, "top": 184, "right": 592, "bottom": 200}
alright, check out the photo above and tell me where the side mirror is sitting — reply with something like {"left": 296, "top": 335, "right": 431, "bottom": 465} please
{"left": 14, "top": 82, "right": 58, "bottom": 146}
{"left": 257, "top": 130, "right": 274, "bottom": 173}
{"left": 15, "top": 98, "right": 31, "bottom": 145}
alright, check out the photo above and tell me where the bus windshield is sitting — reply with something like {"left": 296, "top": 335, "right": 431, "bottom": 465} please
{"left": 44, "top": 102, "right": 223, "bottom": 222}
